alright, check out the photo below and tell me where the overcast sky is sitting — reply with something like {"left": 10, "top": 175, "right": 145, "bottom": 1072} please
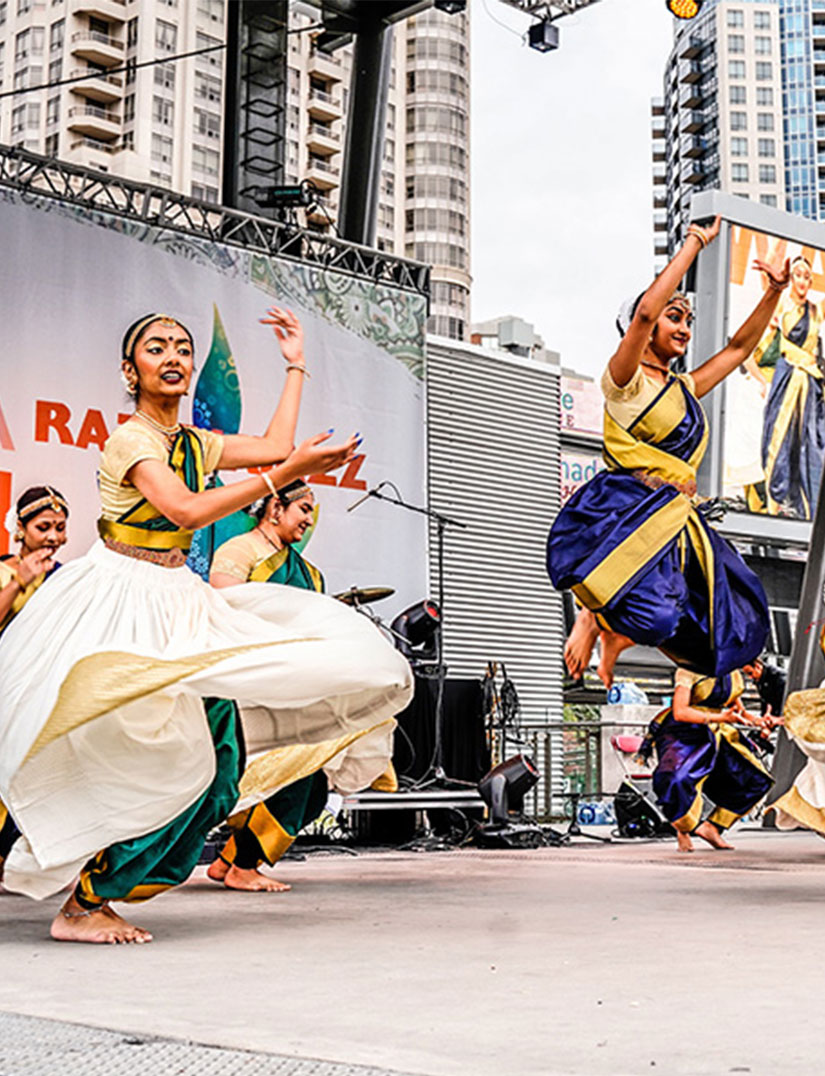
{"left": 471, "top": 0, "right": 674, "bottom": 378}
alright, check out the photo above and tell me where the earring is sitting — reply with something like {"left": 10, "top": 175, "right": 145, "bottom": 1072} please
{"left": 13, "top": 529, "right": 23, "bottom": 543}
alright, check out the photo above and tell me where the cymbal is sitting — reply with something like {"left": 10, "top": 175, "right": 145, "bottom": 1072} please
{"left": 334, "top": 586, "right": 395, "bottom": 606}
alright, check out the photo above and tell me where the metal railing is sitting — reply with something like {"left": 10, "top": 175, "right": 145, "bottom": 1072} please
{"left": 71, "top": 31, "right": 124, "bottom": 50}
{"left": 308, "top": 124, "right": 340, "bottom": 143}
{"left": 68, "top": 105, "right": 118, "bottom": 123}
{"left": 69, "top": 67, "right": 123, "bottom": 88}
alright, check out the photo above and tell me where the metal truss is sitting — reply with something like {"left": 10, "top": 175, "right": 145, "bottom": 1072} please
{"left": 498, "top": 0, "right": 602, "bottom": 20}
{"left": 0, "top": 143, "right": 430, "bottom": 299}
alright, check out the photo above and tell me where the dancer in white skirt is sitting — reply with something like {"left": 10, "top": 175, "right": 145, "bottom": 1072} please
{"left": 0, "top": 308, "right": 412, "bottom": 944}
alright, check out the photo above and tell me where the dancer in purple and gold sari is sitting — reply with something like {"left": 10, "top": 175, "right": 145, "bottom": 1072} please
{"left": 547, "top": 217, "right": 789, "bottom": 687}
{"left": 641, "top": 670, "right": 775, "bottom": 852}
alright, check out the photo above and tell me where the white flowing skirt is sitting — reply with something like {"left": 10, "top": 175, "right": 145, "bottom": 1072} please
{"left": 0, "top": 541, "right": 412, "bottom": 898}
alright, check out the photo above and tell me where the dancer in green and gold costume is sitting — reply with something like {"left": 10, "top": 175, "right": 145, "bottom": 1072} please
{"left": 208, "top": 479, "right": 397, "bottom": 892}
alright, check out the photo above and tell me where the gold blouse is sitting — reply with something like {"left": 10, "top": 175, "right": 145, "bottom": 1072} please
{"left": 211, "top": 529, "right": 273, "bottom": 582}
{"left": 601, "top": 365, "right": 696, "bottom": 429}
{"left": 98, "top": 418, "right": 224, "bottom": 522}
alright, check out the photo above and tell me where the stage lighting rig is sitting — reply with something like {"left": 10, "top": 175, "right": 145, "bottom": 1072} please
{"left": 666, "top": 0, "right": 704, "bottom": 17}
{"left": 254, "top": 180, "right": 319, "bottom": 211}
{"left": 497, "top": 1, "right": 601, "bottom": 53}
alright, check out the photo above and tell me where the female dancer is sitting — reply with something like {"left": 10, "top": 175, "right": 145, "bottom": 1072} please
{"left": 548, "top": 217, "right": 790, "bottom": 688}
{"left": 206, "top": 479, "right": 396, "bottom": 892}
{"left": 0, "top": 486, "right": 69, "bottom": 876}
{"left": 756, "top": 255, "right": 825, "bottom": 519}
{"left": 0, "top": 309, "right": 412, "bottom": 944}
{"left": 641, "top": 669, "right": 775, "bottom": 852}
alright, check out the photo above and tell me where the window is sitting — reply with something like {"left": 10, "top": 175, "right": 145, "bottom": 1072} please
{"left": 197, "top": 0, "right": 223, "bottom": 21}
{"left": 755, "top": 36, "right": 771, "bottom": 55}
{"left": 727, "top": 9, "right": 743, "bottom": 27}
{"left": 758, "top": 138, "right": 775, "bottom": 157}
{"left": 731, "top": 137, "right": 748, "bottom": 157}
{"left": 17, "top": 0, "right": 31, "bottom": 13}
{"left": 192, "top": 144, "right": 219, "bottom": 176}
{"left": 127, "top": 17, "right": 138, "bottom": 48}
{"left": 195, "top": 72, "right": 220, "bottom": 103}
{"left": 125, "top": 58, "right": 136, "bottom": 85}
{"left": 0, "top": 2, "right": 6, "bottom": 27}
{"left": 11, "top": 101, "right": 39, "bottom": 133}
{"left": 195, "top": 31, "right": 222, "bottom": 71}
{"left": 191, "top": 182, "right": 218, "bottom": 203}
{"left": 755, "top": 62, "right": 772, "bottom": 80}
{"left": 15, "top": 29, "right": 29, "bottom": 62}
{"left": 122, "top": 130, "right": 134, "bottom": 150}
{"left": 728, "top": 60, "right": 746, "bottom": 79}
{"left": 44, "top": 132, "right": 58, "bottom": 157}
{"left": 728, "top": 34, "right": 744, "bottom": 53}
{"left": 730, "top": 112, "right": 747, "bottom": 131}
{"left": 48, "top": 56, "right": 60, "bottom": 83}
{"left": 760, "top": 194, "right": 777, "bottom": 206}
{"left": 759, "top": 164, "right": 776, "bottom": 183}
{"left": 194, "top": 107, "right": 220, "bottom": 140}
{"left": 155, "top": 62, "right": 175, "bottom": 89}
{"left": 756, "top": 87, "right": 773, "bottom": 106}
{"left": 152, "top": 95, "right": 173, "bottom": 126}
{"left": 754, "top": 12, "right": 770, "bottom": 29}
{"left": 730, "top": 85, "right": 746, "bottom": 105}
{"left": 123, "top": 93, "right": 135, "bottom": 122}
{"left": 732, "top": 163, "right": 749, "bottom": 182}
{"left": 49, "top": 19, "right": 63, "bottom": 53}
{"left": 151, "top": 132, "right": 173, "bottom": 165}
{"left": 46, "top": 95, "right": 58, "bottom": 125}
{"left": 757, "top": 113, "right": 774, "bottom": 131}
{"left": 155, "top": 19, "right": 176, "bottom": 53}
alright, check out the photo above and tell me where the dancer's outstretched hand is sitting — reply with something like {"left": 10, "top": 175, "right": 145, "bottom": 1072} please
{"left": 279, "top": 430, "right": 361, "bottom": 479}
{"left": 700, "top": 215, "right": 721, "bottom": 244}
{"left": 260, "top": 306, "right": 305, "bottom": 367}
{"left": 753, "top": 255, "right": 791, "bottom": 291}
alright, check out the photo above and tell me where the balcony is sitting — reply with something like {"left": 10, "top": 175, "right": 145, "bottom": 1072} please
{"left": 307, "top": 87, "right": 343, "bottom": 122}
{"left": 71, "top": 29, "right": 124, "bottom": 67}
{"left": 653, "top": 211, "right": 667, "bottom": 232}
{"left": 683, "top": 160, "right": 707, "bottom": 185}
{"left": 69, "top": 66, "right": 123, "bottom": 103}
{"left": 72, "top": 0, "right": 126, "bottom": 22}
{"left": 681, "top": 110, "right": 705, "bottom": 134}
{"left": 308, "top": 50, "right": 343, "bottom": 83}
{"left": 305, "top": 157, "right": 340, "bottom": 190}
{"left": 681, "top": 134, "right": 707, "bottom": 159}
{"left": 652, "top": 164, "right": 666, "bottom": 185}
{"left": 67, "top": 136, "right": 121, "bottom": 169}
{"left": 678, "top": 83, "right": 703, "bottom": 109}
{"left": 815, "top": 49, "right": 825, "bottom": 66}
{"left": 678, "top": 59, "right": 702, "bottom": 84}
{"left": 679, "top": 35, "right": 705, "bottom": 60}
{"left": 67, "top": 104, "right": 120, "bottom": 139}
{"left": 306, "top": 123, "right": 340, "bottom": 155}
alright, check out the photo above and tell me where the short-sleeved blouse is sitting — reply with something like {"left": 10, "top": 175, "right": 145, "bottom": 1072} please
{"left": 211, "top": 529, "right": 273, "bottom": 582}
{"left": 98, "top": 419, "right": 224, "bottom": 521}
{"left": 601, "top": 364, "right": 696, "bottom": 429}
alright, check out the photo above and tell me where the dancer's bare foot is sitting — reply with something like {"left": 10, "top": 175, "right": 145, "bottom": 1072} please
{"left": 596, "top": 630, "right": 635, "bottom": 689}
{"left": 206, "top": 858, "right": 230, "bottom": 883}
{"left": 221, "top": 865, "right": 291, "bottom": 892}
{"left": 676, "top": 830, "right": 694, "bottom": 853}
{"left": 694, "top": 821, "right": 734, "bottom": 850}
{"left": 564, "top": 608, "right": 599, "bottom": 679}
{"left": 50, "top": 894, "right": 153, "bottom": 944}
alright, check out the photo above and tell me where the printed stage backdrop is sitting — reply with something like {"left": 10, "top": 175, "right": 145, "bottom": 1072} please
{"left": 0, "top": 189, "right": 428, "bottom": 616}
{"left": 724, "top": 223, "right": 825, "bottom": 521}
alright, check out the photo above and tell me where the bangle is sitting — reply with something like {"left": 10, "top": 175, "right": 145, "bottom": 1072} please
{"left": 260, "top": 472, "right": 277, "bottom": 498}
{"left": 766, "top": 276, "right": 786, "bottom": 292}
{"left": 286, "top": 363, "right": 310, "bottom": 379}
{"left": 10, "top": 569, "right": 24, "bottom": 588}
{"left": 687, "top": 225, "right": 708, "bottom": 248}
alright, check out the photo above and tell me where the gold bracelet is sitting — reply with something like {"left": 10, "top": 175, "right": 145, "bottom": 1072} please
{"left": 286, "top": 363, "right": 310, "bottom": 379}
{"left": 10, "top": 569, "right": 25, "bottom": 588}
{"left": 260, "top": 472, "right": 277, "bottom": 498}
{"left": 766, "top": 277, "right": 786, "bottom": 292}
{"left": 687, "top": 226, "right": 708, "bottom": 248}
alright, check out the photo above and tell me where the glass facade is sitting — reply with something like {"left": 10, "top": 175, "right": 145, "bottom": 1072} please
{"left": 780, "top": 0, "right": 817, "bottom": 218}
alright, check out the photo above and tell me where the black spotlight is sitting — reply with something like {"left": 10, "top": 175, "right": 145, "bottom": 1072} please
{"left": 255, "top": 179, "right": 318, "bottom": 210}
{"left": 391, "top": 600, "right": 441, "bottom": 664}
{"left": 528, "top": 20, "right": 559, "bottom": 52}
{"left": 478, "top": 754, "right": 540, "bottom": 827}
{"left": 434, "top": 0, "right": 466, "bottom": 11}
{"left": 666, "top": 0, "right": 704, "bottom": 18}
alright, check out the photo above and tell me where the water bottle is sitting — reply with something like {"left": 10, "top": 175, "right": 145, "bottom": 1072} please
{"left": 577, "top": 801, "right": 596, "bottom": 824}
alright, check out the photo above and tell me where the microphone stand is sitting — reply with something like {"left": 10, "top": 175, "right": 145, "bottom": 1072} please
{"left": 358, "top": 486, "right": 468, "bottom": 789}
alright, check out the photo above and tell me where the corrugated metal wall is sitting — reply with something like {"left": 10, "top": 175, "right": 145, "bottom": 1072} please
{"left": 426, "top": 338, "right": 564, "bottom": 724}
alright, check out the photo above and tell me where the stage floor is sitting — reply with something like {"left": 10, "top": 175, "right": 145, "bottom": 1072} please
{"left": 1, "top": 829, "right": 823, "bottom": 1076}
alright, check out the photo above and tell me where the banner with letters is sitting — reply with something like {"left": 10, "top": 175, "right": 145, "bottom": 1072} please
{"left": 0, "top": 189, "right": 428, "bottom": 615}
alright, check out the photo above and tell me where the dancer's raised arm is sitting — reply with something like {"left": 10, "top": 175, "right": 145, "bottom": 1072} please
{"left": 692, "top": 257, "right": 790, "bottom": 398}
{"left": 219, "top": 307, "right": 310, "bottom": 469}
{"left": 608, "top": 216, "right": 721, "bottom": 387}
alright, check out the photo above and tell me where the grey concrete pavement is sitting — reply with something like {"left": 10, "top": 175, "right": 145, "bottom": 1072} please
{"left": 1, "top": 830, "right": 824, "bottom": 1076}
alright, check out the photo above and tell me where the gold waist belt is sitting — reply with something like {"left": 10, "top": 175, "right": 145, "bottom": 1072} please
{"left": 97, "top": 517, "right": 193, "bottom": 551}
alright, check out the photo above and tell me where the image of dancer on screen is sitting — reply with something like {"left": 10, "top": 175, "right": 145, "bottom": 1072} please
{"left": 0, "top": 307, "right": 412, "bottom": 944}
{"left": 547, "top": 216, "right": 789, "bottom": 688}
{"left": 207, "top": 479, "right": 396, "bottom": 893}
{"left": 640, "top": 669, "right": 776, "bottom": 853}
{"left": 0, "top": 485, "right": 70, "bottom": 879}
{"left": 752, "top": 255, "right": 825, "bottom": 520}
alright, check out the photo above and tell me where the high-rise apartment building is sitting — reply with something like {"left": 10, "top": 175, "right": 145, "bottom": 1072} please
{"left": 0, "top": 0, "right": 470, "bottom": 339}
{"left": 653, "top": 0, "right": 784, "bottom": 265}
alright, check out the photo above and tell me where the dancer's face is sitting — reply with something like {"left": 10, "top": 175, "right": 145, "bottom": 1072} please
{"left": 19, "top": 508, "right": 67, "bottom": 556}
{"left": 651, "top": 302, "right": 692, "bottom": 361}
{"left": 270, "top": 494, "right": 315, "bottom": 545}
{"left": 124, "top": 320, "right": 194, "bottom": 403}
{"left": 791, "top": 261, "right": 812, "bottom": 303}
